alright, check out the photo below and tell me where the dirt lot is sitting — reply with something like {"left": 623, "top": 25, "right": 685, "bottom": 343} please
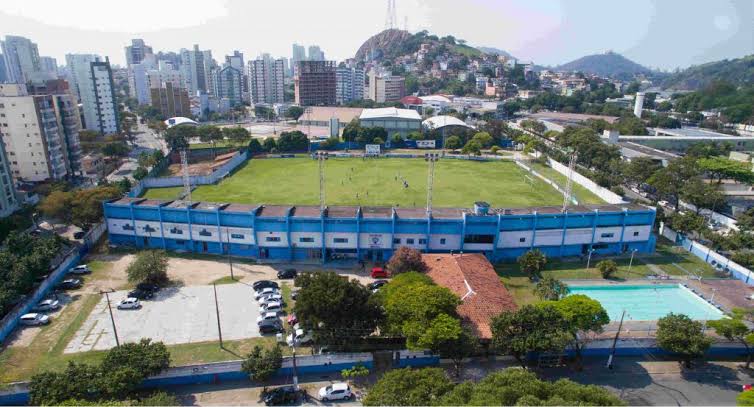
{"left": 166, "top": 162, "right": 215, "bottom": 177}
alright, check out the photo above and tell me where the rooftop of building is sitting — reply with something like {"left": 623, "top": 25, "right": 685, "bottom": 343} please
{"left": 302, "top": 106, "right": 363, "bottom": 123}
{"left": 423, "top": 115, "right": 475, "bottom": 131}
{"left": 651, "top": 127, "right": 747, "bottom": 138}
{"left": 618, "top": 142, "right": 680, "bottom": 161}
{"left": 359, "top": 107, "right": 422, "bottom": 121}
{"left": 423, "top": 253, "right": 517, "bottom": 339}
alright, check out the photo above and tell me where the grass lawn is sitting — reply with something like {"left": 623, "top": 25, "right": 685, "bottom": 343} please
{"left": 142, "top": 157, "right": 601, "bottom": 208}
{"left": 642, "top": 237, "right": 720, "bottom": 278}
{"left": 188, "top": 140, "right": 248, "bottom": 150}
{"left": 528, "top": 162, "right": 604, "bottom": 205}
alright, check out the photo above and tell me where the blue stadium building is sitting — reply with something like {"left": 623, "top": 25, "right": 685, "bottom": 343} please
{"left": 104, "top": 199, "right": 656, "bottom": 263}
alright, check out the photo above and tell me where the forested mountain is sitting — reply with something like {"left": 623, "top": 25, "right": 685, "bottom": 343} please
{"left": 662, "top": 55, "right": 754, "bottom": 90}
{"left": 554, "top": 51, "right": 653, "bottom": 80}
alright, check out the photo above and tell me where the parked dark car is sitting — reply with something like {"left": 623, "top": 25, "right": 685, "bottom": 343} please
{"left": 127, "top": 289, "right": 154, "bottom": 300}
{"left": 73, "top": 231, "right": 86, "bottom": 239}
{"left": 277, "top": 268, "right": 297, "bottom": 279}
{"left": 57, "top": 278, "right": 82, "bottom": 290}
{"left": 262, "top": 386, "right": 306, "bottom": 406}
{"left": 258, "top": 319, "right": 284, "bottom": 334}
{"left": 368, "top": 280, "right": 389, "bottom": 290}
{"left": 253, "top": 280, "right": 279, "bottom": 291}
{"left": 136, "top": 283, "right": 160, "bottom": 293}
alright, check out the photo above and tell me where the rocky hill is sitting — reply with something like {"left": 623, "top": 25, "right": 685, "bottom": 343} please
{"left": 554, "top": 51, "right": 653, "bottom": 80}
{"left": 355, "top": 29, "right": 413, "bottom": 62}
{"left": 661, "top": 54, "right": 754, "bottom": 90}
{"left": 476, "top": 46, "right": 516, "bottom": 60}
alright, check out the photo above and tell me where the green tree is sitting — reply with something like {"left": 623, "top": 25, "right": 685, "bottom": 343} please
{"left": 341, "top": 363, "right": 370, "bottom": 385}
{"left": 624, "top": 157, "right": 662, "bottom": 186}
{"left": 682, "top": 178, "right": 725, "bottom": 213}
{"left": 551, "top": 294, "right": 610, "bottom": 369}
{"left": 669, "top": 211, "right": 707, "bottom": 237}
{"left": 517, "top": 249, "right": 547, "bottom": 280}
{"left": 132, "top": 166, "right": 148, "bottom": 180}
{"left": 386, "top": 246, "right": 428, "bottom": 275}
{"left": 491, "top": 304, "right": 569, "bottom": 367}
{"left": 241, "top": 345, "right": 283, "bottom": 383}
{"left": 39, "top": 190, "right": 73, "bottom": 223}
{"left": 276, "top": 131, "right": 309, "bottom": 152}
{"left": 100, "top": 338, "right": 170, "bottom": 377}
{"left": 262, "top": 137, "right": 277, "bottom": 152}
{"left": 293, "top": 272, "right": 383, "bottom": 346}
{"left": 286, "top": 106, "right": 305, "bottom": 121}
{"left": 436, "top": 368, "right": 625, "bottom": 406}
{"left": 247, "top": 138, "right": 263, "bottom": 154}
{"left": 197, "top": 125, "right": 223, "bottom": 154}
{"left": 656, "top": 313, "right": 712, "bottom": 368}
{"left": 597, "top": 260, "right": 618, "bottom": 279}
{"left": 30, "top": 362, "right": 102, "bottom": 405}
{"left": 382, "top": 283, "right": 460, "bottom": 347}
{"left": 461, "top": 139, "right": 482, "bottom": 155}
{"left": 222, "top": 126, "right": 251, "bottom": 145}
{"left": 534, "top": 275, "right": 569, "bottom": 301}
{"left": 649, "top": 157, "right": 700, "bottom": 210}
{"left": 471, "top": 131, "right": 494, "bottom": 148}
{"left": 341, "top": 119, "right": 362, "bottom": 142}
{"left": 126, "top": 250, "right": 169, "bottom": 286}
{"left": 698, "top": 156, "right": 754, "bottom": 184}
{"left": 738, "top": 390, "right": 754, "bottom": 406}
{"left": 102, "top": 142, "right": 130, "bottom": 158}
{"left": 362, "top": 367, "right": 454, "bottom": 406}
{"left": 708, "top": 310, "right": 754, "bottom": 368}
{"left": 444, "top": 135, "right": 462, "bottom": 149}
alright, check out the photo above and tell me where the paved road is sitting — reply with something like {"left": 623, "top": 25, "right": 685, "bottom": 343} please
{"left": 105, "top": 117, "right": 167, "bottom": 182}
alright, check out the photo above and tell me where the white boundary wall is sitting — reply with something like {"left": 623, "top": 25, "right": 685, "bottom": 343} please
{"left": 547, "top": 157, "right": 625, "bottom": 204}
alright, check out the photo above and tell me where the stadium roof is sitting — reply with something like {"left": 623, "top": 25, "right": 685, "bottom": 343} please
{"left": 423, "top": 115, "right": 475, "bottom": 130}
{"left": 165, "top": 117, "right": 198, "bottom": 128}
{"left": 359, "top": 107, "right": 421, "bottom": 121}
{"left": 421, "top": 94, "right": 453, "bottom": 104}
{"left": 400, "top": 96, "right": 423, "bottom": 105}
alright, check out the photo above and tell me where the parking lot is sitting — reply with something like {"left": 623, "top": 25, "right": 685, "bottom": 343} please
{"left": 65, "top": 283, "right": 265, "bottom": 353}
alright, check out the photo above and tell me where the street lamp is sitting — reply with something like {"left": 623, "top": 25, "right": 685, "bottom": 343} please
{"left": 225, "top": 227, "right": 235, "bottom": 280}
{"left": 99, "top": 289, "right": 120, "bottom": 347}
{"left": 628, "top": 249, "right": 638, "bottom": 274}
{"left": 586, "top": 248, "right": 595, "bottom": 270}
{"left": 425, "top": 153, "right": 439, "bottom": 216}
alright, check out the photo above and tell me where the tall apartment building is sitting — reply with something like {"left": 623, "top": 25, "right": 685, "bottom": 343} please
{"left": 203, "top": 50, "right": 217, "bottom": 96}
{"left": 336, "top": 66, "right": 365, "bottom": 104}
{"left": 27, "top": 79, "right": 83, "bottom": 174}
{"left": 0, "top": 83, "right": 75, "bottom": 181}
{"left": 225, "top": 51, "right": 248, "bottom": 99}
{"left": 180, "top": 45, "right": 208, "bottom": 95}
{"left": 150, "top": 82, "right": 190, "bottom": 118}
{"left": 291, "top": 44, "right": 306, "bottom": 76}
{"left": 308, "top": 46, "right": 325, "bottom": 61}
{"left": 0, "top": 140, "right": 18, "bottom": 217}
{"left": 368, "top": 70, "right": 405, "bottom": 103}
{"left": 213, "top": 66, "right": 243, "bottom": 107}
{"left": 1, "top": 36, "right": 43, "bottom": 84}
{"left": 248, "top": 56, "right": 285, "bottom": 104}
{"left": 0, "top": 54, "right": 7, "bottom": 83}
{"left": 39, "top": 56, "right": 58, "bottom": 79}
{"left": 125, "top": 39, "right": 153, "bottom": 67}
{"left": 65, "top": 54, "right": 119, "bottom": 134}
{"left": 128, "top": 56, "right": 157, "bottom": 105}
{"left": 294, "top": 60, "right": 336, "bottom": 106}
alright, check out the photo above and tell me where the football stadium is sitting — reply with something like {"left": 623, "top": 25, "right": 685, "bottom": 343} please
{"left": 105, "top": 155, "right": 656, "bottom": 263}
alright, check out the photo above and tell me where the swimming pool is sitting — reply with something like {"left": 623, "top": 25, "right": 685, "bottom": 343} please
{"left": 567, "top": 284, "right": 724, "bottom": 322}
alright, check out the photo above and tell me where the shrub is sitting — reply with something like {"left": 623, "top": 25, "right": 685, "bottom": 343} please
{"left": 597, "top": 260, "right": 618, "bottom": 279}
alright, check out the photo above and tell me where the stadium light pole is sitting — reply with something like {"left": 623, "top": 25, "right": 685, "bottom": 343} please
{"left": 99, "top": 289, "right": 120, "bottom": 347}
{"left": 316, "top": 152, "right": 329, "bottom": 211}
{"left": 425, "top": 153, "right": 439, "bottom": 216}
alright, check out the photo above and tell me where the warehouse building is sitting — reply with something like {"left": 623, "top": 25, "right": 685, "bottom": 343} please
{"left": 104, "top": 199, "right": 656, "bottom": 263}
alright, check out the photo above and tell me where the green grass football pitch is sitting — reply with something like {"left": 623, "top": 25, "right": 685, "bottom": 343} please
{"left": 141, "top": 157, "right": 604, "bottom": 208}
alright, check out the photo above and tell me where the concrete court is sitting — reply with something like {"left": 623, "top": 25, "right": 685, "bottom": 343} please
{"left": 65, "top": 284, "right": 263, "bottom": 353}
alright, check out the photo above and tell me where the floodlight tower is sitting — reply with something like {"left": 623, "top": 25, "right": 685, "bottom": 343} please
{"left": 562, "top": 150, "right": 577, "bottom": 212}
{"left": 425, "top": 153, "right": 439, "bottom": 215}
{"left": 181, "top": 148, "right": 192, "bottom": 205}
{"left": 316, "top": 151, "right": 329, "bottom": 211}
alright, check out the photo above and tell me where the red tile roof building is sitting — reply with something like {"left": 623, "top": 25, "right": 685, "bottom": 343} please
{"left": 423, "top": 253, "right": 518, "bottom": 340}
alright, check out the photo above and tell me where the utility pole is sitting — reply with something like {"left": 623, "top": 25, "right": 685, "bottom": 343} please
{"left": 606, "top": 310, "right": 626, "bottom": 369}
{"left": 316, "top": 152, "right": 329, "bottom": 211}
{"left": 100, "top": 289, "right": 120, "bottom": 347}
{"left": 225, "top": 228, "right": 235, "bottom": 280}
{"left": 425, "top": 153, "right": 439, "bottom": 216}
{"left": 586, "top": 248, "right": 595, "bottom": 270}
{"left": 213, "top": 283, "right": 223, "bottom": 348}
{"left": 562, "top": 150, "right": 577, "bottom": 212}
{"left": 628, "top": 249, "right": 637, "bottom": 274}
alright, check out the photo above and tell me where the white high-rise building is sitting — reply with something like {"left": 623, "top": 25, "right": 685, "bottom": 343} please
{"left": 125, "top": 39, "right": 153, "bottom": 67}
{"left": 308, "top": 45, "right": 325, "bottom": 61}
{"left": 213, "top": 65, "right": 243, "bottom": 107}
{"left": 0, "top": 84, "right": 71, "bottom": 181}
{"left": 0, "top": 140, "right": 18, "bottom": 217}
{"left": 39, "top": 56, "right": 58, "bottom": 78}
{"left": 1, "top": 36, "right": 43, "bottom": 84}
{"left": 336, "top": 66, "right": 365, "bottom": 105}
{"left": 248, "top": 55, "right": 285, "bottom": 104}
{"left": 180, "top": 45, "right": 207, "bottom": 95}
{"left": 128, "top": 55, "right": 157, "bottom": 105}
{"left": 66, "top": 54, "right": 119, "bottom": 134}
{"left": 291, "top": 44, "right": 306, "bottom": 76}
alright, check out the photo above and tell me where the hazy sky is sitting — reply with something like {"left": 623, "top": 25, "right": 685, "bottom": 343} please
{"left": 0, "top": 0, "right": 751, "bottom": 70}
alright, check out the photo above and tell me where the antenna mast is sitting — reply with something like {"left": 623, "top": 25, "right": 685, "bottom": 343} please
{"left": 385, "top": 0, "right": 397, "bottom": 30}
{"left": 425, "top": 153, "right": 438, "bottom": 215}
{"left": 181, "top": 148, "right": 192, "bottom": 205}
{"left": 562, "top": 150, "right": 577, "bottom": 211}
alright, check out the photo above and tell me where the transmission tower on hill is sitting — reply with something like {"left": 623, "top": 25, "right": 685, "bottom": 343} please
{"left": 385, "top": 0, "right": 397, "bottom": 30}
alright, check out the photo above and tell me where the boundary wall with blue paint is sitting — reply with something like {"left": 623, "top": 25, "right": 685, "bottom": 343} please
{"left": 661, "top": 224, "right": 754, "bottom": 286}
{"left": 0, "top": 222, "right": 107, "bottom": 345}
{"left": 0, "top": 351, "right": 438, "bottom": 405}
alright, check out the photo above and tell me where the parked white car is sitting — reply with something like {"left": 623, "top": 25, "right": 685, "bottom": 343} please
{"left": 318, "top": 382, "right": 353, "bottom": 402}
{"left": 33, "top": 299, "right": 60, "bottom": 312}
{"left": 19, "top": 313, "right": 50, "bottom": 326}
{"left": 256, "top": 311, "right": 279, "bottom": 325}
{"left": 261, "top": 301, "right": 283, "bottom": 314}
{"left": 286, "top": 328, "right": 313, "bottom": 346}
{"left": 258, "top": 293, "right": 283, "bottom": 305}
{"left": 117, "top": 298, "right": 141, "bottom": 310}
{"left": 254, "top": 287, "right": 280, "bottom": 300}
{"left": 69, "top": 265, "right": 90, "bottom": 274}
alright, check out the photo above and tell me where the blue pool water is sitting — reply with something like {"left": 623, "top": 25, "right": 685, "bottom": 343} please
{"left": 567, "top": 284, "right": 724, "bottom": 322}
